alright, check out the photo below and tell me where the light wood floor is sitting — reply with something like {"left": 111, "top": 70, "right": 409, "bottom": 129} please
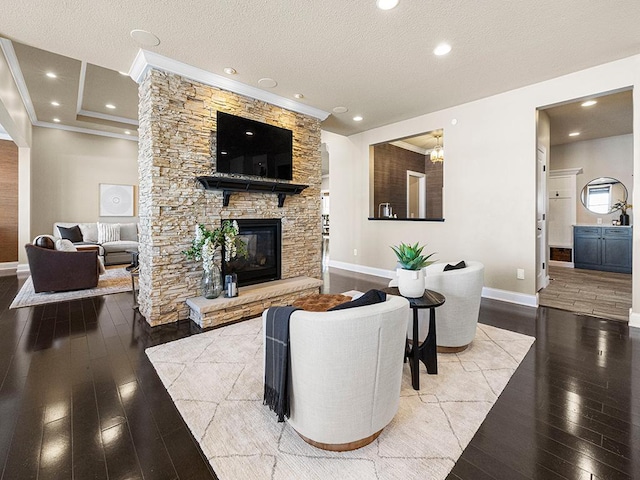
{"left": 539, "top": 265, "right": 631, "bottom": 322}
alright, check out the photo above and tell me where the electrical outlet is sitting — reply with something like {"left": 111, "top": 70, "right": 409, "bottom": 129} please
{"left": 517, "top": 268, "right": 525, "bottom": 280}
{"left": 353, "top": 248, "right": 358, "bottom": 256}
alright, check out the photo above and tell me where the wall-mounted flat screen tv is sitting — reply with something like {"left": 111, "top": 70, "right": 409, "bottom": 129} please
{"left": 216, "top": 111, "right": 293, "bottom": 181}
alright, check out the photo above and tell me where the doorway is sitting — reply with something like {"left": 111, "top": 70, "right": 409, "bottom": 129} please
{"left": 406, "top": 170, "right": 426, "bottom": 219}
{"left": 537, "top": 89, "right": 633, "bottom": 321}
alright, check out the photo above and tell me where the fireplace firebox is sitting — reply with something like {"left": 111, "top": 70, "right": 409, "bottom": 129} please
{"left": 222, "top": 219, "right": 282, "bottom": 287}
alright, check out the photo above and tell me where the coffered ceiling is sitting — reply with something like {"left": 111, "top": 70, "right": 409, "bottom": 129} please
{"left": 1, "top": 1, "right": 640, "bottom": 138}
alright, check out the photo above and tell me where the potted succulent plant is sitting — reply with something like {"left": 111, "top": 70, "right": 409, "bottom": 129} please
{"left": 391, "top": 242, "right": 436, "bottom": 297}
{"left": 613, "top": 200, "right": 632, "bottom": 225}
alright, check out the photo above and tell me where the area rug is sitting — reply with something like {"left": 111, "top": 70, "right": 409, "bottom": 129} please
{"left": 10, "top": 267, "right": 132, "bottom": 309}
{"left": 147, "top": 318, "right": 534, "bottom": 480}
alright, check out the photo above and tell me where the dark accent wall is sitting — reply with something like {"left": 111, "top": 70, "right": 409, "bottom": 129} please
{"left": 425, "top": 158, "right": 443, "bottom": 219}
{"left": 0, "top": 140, "right": 18, "bottom": 262}
{"left": 373, "top": 143, "right": 425, "bottom": 218}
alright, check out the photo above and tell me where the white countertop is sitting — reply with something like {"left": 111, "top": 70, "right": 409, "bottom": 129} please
{"left": 573, "top": 224, "right": 632, "bottom": 227}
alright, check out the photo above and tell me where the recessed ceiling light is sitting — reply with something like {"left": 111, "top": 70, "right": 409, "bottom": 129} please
{"left": 105, "top": 104, "right": 116, "bottom": 109}
{"left": 130, "top": 29, "right": 161, "bottom": 46}
{"left": 333, "top": 106, "right": 348, "bottom": 114}
{"left": 46, "top": 72, "right": 57, "bottom": 78}
{"left": 376, "top": 0, "right": 399, "bottom": 10}
{"left": 433, "top": 43, "right": 452, "bottom": 56}
{"left": 569, "top": 132, "right": 580, "bottom": 137}
{"left": 124, "top": 130, "right": 131, "bottom": 135}
{"left": 223, "top": 67, "right": 237, "bottom": 75}
{"left": 353, "top": 116, "right": 363, "bottom": 122}
{"left": 258, "top": 78, "right": 278, "bottom": 88}
{"left": 53, "top": 118, "right": 60, "bottom": 123}
{"left": 581, "top": 100, "right": 597, "bottom": 107}
{"left": 451, "top": 118, "right": 458, "bottom": 125}
{"left": 294, "top": 93, "right": 304, "bottom": 99}
{"left": 119, "top": 71, "right": 128, "bottom": 76}
{"left": 51, "top": 101, "right": 60, "bottom": 106}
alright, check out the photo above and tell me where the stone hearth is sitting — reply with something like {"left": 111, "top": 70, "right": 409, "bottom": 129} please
{"left": 187, "top": 277, "right": 323, "bottom": 329}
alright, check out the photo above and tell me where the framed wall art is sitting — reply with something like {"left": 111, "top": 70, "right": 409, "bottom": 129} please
{"left": 99, "top": 184, "right": 135, "bottom": 217}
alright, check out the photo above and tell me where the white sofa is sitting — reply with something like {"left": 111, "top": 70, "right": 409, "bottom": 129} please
{"left": 263, "top": 294, "right": 409, "bottom": 450}
{"left": 390, "top": 261, "right": 485, "bottom": 351}
{"left": 53, "top": 222, "right": 139, "bottom": 266}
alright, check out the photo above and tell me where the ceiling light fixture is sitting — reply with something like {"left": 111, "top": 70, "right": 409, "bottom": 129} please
{"left": 105, "top": 104, "right": 116, "bottom": 109}
{"left": 53, "top": 118, "right": 60, "bottom": 123}
{"left": 430, "top": 135, "right": 444, "bottom": 163}
{"left": 333, "top": 106, "right": 348, "bottom": 114}
{"left": 569, "top": 132, "right": 580, "bottom": 137}
{"left": 130, "top": 29, "right": 161, "bottom": 46}
{"left": 353, "top": 116, "right": 363, "bottom": 122}
{"left": 376, "top": 0, "right": 399, "bottom": 10}
{"left": 433, "top": 43, "right": 452, "bottom": 56}
{"left": 124, "top": 130, "right": 131, "bottom": 135}
{"left": 581, "top": 100, "right": 597, "bottom": 107}
{"left": 223, "top": 67, "right": 237, "bottom": 75}
{"left": 294, "top": 93, "right": 304, "bottom": 99}
{"left": 51, "top": 101, "right": 60, "bottom": 106}
{"left": 258, "top": 78, "right": 278, "bottom": 88}
{"left": 46, "top": 72, "right": 57, "bottom": 78}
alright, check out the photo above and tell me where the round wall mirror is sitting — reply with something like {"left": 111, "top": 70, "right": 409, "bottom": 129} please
{"left": 580, "top": 177, "right": 628, "bottom": 214}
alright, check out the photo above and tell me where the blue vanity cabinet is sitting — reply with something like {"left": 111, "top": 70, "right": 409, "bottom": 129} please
{"left": 573, "top": 226, "right": 632, "bottom": 273}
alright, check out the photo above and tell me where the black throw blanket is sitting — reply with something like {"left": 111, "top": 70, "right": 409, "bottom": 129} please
{"left": 263, "top": 306, "right": 299, "bottom": 422}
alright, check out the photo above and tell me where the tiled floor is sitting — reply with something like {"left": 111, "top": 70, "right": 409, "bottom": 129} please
{"left": 539, "top": 266, "right": 631, "bottom": 321}
{"left": 1, "top": 270, "right": 639, "bottom": 479}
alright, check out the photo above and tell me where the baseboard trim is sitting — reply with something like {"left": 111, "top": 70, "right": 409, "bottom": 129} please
{"left": 482, "top": 287, "right": 538, "bottom": 307}
{"left": 328, "top": 260, "right": 539, "bottom": 308}
{"left": 549, "top": 260, "right": 574, "bottom": 268}
{"left": 16, "top": 263, "right": 30, "bottom": 276}
{"left": 327, "top": 260, "right": 395, "bottom": 279}
{"left": 0, "top": 262, "right": 18, "bottom": 277}
{"left": 629, "top": 309, "right": 640, "bottom": 329}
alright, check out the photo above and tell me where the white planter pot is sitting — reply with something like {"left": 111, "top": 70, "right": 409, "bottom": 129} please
{"left": 396, "top": 268, "right": 425, "bottom": 298}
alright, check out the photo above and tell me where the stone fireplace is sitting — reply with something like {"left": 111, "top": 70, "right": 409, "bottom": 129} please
{"left": 222, "top": 219, "right": 282, "bottom": 287}
{"left": 137, "top": 69, "right": 323, "bottom": 326}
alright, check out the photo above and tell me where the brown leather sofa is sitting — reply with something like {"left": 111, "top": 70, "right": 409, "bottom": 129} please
{"left": 25, "top": 244, "right": 100, "bottom": 293}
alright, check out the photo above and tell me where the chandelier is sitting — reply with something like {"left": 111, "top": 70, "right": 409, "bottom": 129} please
{"left": 430, "top": 135, "right": 444, "bottom": 163}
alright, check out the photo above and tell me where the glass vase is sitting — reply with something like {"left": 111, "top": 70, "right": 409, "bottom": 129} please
{"left": 201, "top": 263, "right": 222, "bottom": 299}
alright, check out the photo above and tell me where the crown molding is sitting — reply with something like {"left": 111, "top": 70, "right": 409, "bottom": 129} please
{"left": 77, "top": 109, "right": 139, "bottom": 126}
{"left": 0, "top": 38, "right": 38, "bottom": 124}
{"left": 390, "top": 140, "right": 428, "bottom": 155}
{"left": 129, "top": 49, "right": 331, "bottom": 121}
{"left": 35, "top": 120, "right": 138, "bottom": 141}
{"left": 549, "top": 167, "right": 583, "bottom": 177}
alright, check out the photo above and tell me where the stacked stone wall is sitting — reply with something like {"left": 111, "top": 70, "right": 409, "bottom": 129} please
{"left": 138, "top": 70, "right": 322, "bottom": 326}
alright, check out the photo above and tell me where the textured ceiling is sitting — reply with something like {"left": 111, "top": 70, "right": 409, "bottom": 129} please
{"left": 543, "top": 90, "right": 633, "bottom": 146}
{"left": 1, "top": 1, "right": 640, "bottom": 136}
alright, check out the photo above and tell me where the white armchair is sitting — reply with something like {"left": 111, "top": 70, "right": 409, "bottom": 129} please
{"left": 263, "top": 294, "right": 409, "bottom": 451}
{"left": 390, "top": 261, "right": 484, "bottom": 352}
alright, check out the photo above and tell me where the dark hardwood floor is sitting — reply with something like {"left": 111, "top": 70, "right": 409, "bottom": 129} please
{"left": 1, "top": 270, "right": 639, "bottom": 479}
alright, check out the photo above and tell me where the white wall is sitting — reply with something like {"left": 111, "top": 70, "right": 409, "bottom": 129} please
{"left": 324, "top": 54, "right": 640, "bottom": 314}
{"left": 30, "top": 127, "right": 139, "bottom": 237}
{"left": 551, "top": 135, "right": 633, "bottom": 225}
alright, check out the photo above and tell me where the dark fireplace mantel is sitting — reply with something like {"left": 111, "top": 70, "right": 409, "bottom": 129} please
{"left": 196, "top": 176, "right": 308, "bottom": 207}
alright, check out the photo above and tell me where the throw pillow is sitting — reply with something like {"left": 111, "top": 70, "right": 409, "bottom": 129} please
{"left": 444, "top": 260, "right": 467, "bottom": 271}
{"left": 292, "top": 294, "right": 352, "bottom": 312}
{"left": 57, "top": 225, "right": 83, "bottom": 243}
{"left": 97, "top": 223, "right": 120, "bottom": 243}
{"left": 54, "top": 239, "right": 78, "bottom": 252}
{"left": 33, "top": 235, "right": 56, "bottom": 249}
{"left": 79, "top": 223, "right": 99, "bottom": 243}
{"left": 327, "top": 289, "right": 387, "bottom": 311}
